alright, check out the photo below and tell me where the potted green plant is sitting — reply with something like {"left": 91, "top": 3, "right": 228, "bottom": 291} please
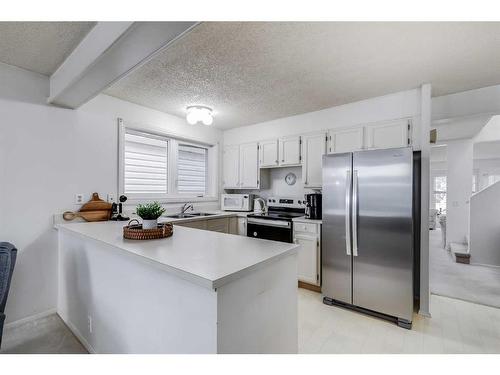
{"left": 135, "top": 202, "right": 166, "bottom": 229}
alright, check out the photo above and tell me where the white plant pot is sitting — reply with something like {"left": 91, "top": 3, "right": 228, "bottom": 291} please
{"left": 142, "top": 219, "right": 158, "bottom": 230}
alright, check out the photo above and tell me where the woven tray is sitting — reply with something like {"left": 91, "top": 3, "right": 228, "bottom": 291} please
{"left": 123, "top": 219, "right": 173, "bottom": 240}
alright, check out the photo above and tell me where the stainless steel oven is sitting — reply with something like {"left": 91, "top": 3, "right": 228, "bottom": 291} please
{"left": 247, "top": 218, "right": 293, "bottom": 243}
{"left": 246, "top": 196, "right": 305, "bottom": 243}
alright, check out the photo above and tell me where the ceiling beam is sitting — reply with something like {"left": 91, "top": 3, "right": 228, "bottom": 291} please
{"left": 48, "top": 21, "right": 198, "bottom": 109}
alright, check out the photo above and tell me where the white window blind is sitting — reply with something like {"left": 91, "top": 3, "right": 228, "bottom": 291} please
{"left": 124, "top": 132, "right": 168, "bottom": 195}
{"left": 177, "top": 144, "right": 208, "bottom": 195}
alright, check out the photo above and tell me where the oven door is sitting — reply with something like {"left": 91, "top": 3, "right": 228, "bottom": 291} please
{"left": 247, "top": 218, "right": 293, "bottom": 243}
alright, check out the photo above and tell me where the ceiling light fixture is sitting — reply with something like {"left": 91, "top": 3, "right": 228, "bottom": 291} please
{"left": 186, "top": 106, "right": 214, "bottom": 126}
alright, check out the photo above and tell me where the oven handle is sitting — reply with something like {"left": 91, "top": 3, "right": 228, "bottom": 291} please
{"left": 247, "top": 218, "right": 291, "bottom": 228}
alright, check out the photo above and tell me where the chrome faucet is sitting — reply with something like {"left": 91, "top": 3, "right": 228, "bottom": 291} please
{"left": 181, "top": 203, "right": 194, "bottom": 214}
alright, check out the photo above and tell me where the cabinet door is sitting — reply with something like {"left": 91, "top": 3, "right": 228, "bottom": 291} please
{"left": 302, "top": 132, "right": 327, "bottom": 188}
{"left": 279, "top": 136, "right": 301, "bottom": 166}
{"left": 206, "top": 218, "right": 229, "bottom": 233}
{"left": 259, "top": 140, "right": 279, "bottom": 167}
{"left": 228, "top": 217, "right": 238, "bottom": 235}
{"left": 328, "top": 126, "right": 364, "bottom": 153}
{"left": 237, "top": 217, "right": 247, "bottom": 236}
{"left": 365, "top": 119, "right": 410, "bottom": 149}
{"left": 239, "top": 142, "right": 259, "bottom": 189}
{"left": 176, "top": 220, "right": 207, "bottom": 230}
{"left": 295, "top": 234, "right": 319, "bottom": 285}
{"left": 223, "top": 145, "right": 240, "bottom": 188}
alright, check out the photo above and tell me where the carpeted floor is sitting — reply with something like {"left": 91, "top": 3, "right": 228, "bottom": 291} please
{"left": 430, "top": 228, "right": 500, "bottom": 308}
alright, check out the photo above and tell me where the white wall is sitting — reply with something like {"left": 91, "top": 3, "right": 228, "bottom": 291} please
{"left": 223, "top": 88, "right": 422, "bottom": 148}
{"left": 470, "top": 181, "right": 500, "bottom": 267}
{"left": 445, "top": 140, "right": 473, "bottom": 246}
{"left": 0, "top": 64, "right": 222, "bottom": 323}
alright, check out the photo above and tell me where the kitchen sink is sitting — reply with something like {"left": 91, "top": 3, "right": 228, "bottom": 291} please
{"left": 164, "top": 213, "right": 196, "bottom": 219}
{"left": 164, "top": 212, "right": 216, "bottom": 218}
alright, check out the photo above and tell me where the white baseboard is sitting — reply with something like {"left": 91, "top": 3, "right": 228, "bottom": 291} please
{"left": 4, "top": 308, "right": 57, "bottom": 330}
{"left": 59, "top": 314, "right": 95, "bottom": 354}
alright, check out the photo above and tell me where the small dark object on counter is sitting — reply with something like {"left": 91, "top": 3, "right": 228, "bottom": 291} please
{"left": 111, "top": 195, "right": 130, "bottom": 221}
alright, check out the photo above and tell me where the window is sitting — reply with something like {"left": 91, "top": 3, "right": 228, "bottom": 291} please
{"left": 177, "top": 144, "right": 208, "bottom": 195}
{"left": 119, "top": 124, "right": 216, "bottom": 201}
{"left": 432, "top": 175, "right": 447, "bottom": 213}
{"left": 124, "top": 132, "right": 168, "bottom": 195}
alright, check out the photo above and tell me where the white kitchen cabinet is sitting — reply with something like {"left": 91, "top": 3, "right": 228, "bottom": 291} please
{"left": 223, "top": 142, "right": 259, "bottom": 189}
{"left": 237, "top": 217, "right": 247, "bottom": 236}
{"left": 302, "top": 132, "right": 327, "bottom": 188}
{"left": 223, "top": 145, "right": 240, "bottom": 188}
{"left": 279, "top": 136, "right": 301, "bottom": 166}
{"left": 239, "top": 142, "right": 259, "bottom": 188}
{"left": 259, "top": 140, "right": 279, "bottom": 168}
{"left": 293, "top": 221, "right": 321, "bottom": 286}
{"left": 365, "top": 119, "right": 411, "bottom": 149}
{"left": 328, "top": 126, "right": 364, "bottom": 154}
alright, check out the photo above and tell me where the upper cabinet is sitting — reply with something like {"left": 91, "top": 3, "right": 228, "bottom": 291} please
{"left": 279, "top": 136, "right": 301, "bottom": 166}
{"left": 259, "top": 140, "right": 279, "bottom": 168}
{"left": 223, "top": 142, "right": 259, "bottom": 189}
{"left": 223, "top": 118, "right": 412, "bottom": 191}
{"left": 222, "top": 145, "right": 240, "bottom": 188}
{"left": 302, "top": 132, "right": 327, "bottom": 188}
{"left": 328, "top": 126, "right": 364, "bottom": 154}
{"left": 365, "top": 119, "right": 411, "bottom": 150}
{"left": 239, "top": 142, "right": 259, "bottom": 189}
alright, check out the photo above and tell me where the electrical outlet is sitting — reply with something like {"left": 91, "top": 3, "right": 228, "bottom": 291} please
{"left": 88, "top": 315, "right": 92, "bottom": 333}
{"left": 107, "top": 193, "right": 116, "bottom": 203}
{"left": 75, "top": 194, "right": 84, "bottom": 204}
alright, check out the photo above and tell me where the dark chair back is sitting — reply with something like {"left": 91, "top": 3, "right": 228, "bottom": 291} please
{"left": 0, "top": 242, "right": 17, "bottom": 348}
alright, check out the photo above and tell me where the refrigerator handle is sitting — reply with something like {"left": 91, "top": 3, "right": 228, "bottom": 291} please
{"left": 345, "top": 170, "right": 352, "bottom": 256}
{"left": 352, "top": 169, "right": 358, "bottom": 256}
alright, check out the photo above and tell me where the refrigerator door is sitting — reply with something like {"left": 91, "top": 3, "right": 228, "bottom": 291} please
{"left": 352, "top": 147, "right": 414, "bottom": 321}
{"left": 322, "top": 153, "right": 353, "bottom": 304}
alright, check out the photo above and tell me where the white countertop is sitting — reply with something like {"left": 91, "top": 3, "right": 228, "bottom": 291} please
{"left": 57, "top": 221, "right": 298, "bottom": 290}
{"left": 292, "top": 216, "right": 322, "bottom": 224}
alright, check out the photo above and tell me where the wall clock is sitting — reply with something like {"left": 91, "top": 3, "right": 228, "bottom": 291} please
{"left": 285, "top": 172, "right": 297, "bottom": 186}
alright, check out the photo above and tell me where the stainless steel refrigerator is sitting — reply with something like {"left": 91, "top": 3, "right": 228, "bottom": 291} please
{"left": 322, "top": 147, "right": 414, "bottom": 329}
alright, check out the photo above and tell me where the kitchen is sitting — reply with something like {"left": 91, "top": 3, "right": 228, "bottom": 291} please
{"left": 2, "top": 16, "right": 500, "bottom": 361}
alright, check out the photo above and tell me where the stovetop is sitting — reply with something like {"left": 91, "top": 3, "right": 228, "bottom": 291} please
{"left": 247, "top": 196, "right": 305, "bottom": 221}
{"left": 247, "top": 211, "right": 304, "bottom": 221}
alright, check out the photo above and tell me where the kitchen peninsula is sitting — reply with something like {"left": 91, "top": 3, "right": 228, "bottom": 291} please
{"left": 57, "top": 221, "right": 298, "bottom": 354}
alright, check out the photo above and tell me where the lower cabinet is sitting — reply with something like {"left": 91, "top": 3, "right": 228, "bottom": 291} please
{"left": 293, "top": 222, "right": 321, "bottom": 287}
{"left": 174, "top": 216, "right": 244, "bottom": 235}
{"left": 237, "top": 217, "right": 247, "bottom": 236}
{"left": 206, "top": 218, "right": 230, "bottom": 233}
{"left": 176, "top": 217, "right": 229, "bottom": 233}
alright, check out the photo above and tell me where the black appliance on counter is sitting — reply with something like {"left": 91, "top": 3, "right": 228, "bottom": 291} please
{"left": 305, "top": 193, "right": 322, "bottom": 220}
{"left": 247, "top": 197, "right": 305, "bottom": 243}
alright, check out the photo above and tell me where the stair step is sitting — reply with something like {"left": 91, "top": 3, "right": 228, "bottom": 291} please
{"left": 450, "top": 242, "right": 470, "bottom": 264}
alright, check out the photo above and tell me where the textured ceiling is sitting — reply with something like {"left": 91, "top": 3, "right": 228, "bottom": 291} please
{"left": 105, "top": 22, "right": 500, "bottom": 129}
{"left": 0, "top": 22, "right": 96, "bottom": 75}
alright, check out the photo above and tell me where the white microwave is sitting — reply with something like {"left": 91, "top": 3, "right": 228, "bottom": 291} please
{"left": 221, "top": 194, "right": 254, "bottom": 212}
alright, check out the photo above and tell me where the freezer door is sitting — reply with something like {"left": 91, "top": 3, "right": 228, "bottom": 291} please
{"left": 322, "top": 153, "right": 353, "bottom": 304}
{"left": 352, "top": 147, "right": 413, "bottom": 321}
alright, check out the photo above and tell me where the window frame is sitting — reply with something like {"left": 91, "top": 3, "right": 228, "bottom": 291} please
{"left": 118, "top": 119, "right": 218, "bottom": 204}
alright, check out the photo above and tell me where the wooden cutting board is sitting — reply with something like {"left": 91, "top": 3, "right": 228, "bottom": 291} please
{"left": 63, "top": 192, "right": 112, "bottom": 222}
{"left": 79, "top": 192, "right": 112, "bottom": 212}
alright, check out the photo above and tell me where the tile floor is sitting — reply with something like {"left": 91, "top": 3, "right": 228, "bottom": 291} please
{"left": 2, "top": 289, "right": 500, "bottom": 354}
{"left": 298, "top": 289, "right": 500, "bottom": 353}
{"left": 430, "top": 228, "right": 500, "bottom": 308}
